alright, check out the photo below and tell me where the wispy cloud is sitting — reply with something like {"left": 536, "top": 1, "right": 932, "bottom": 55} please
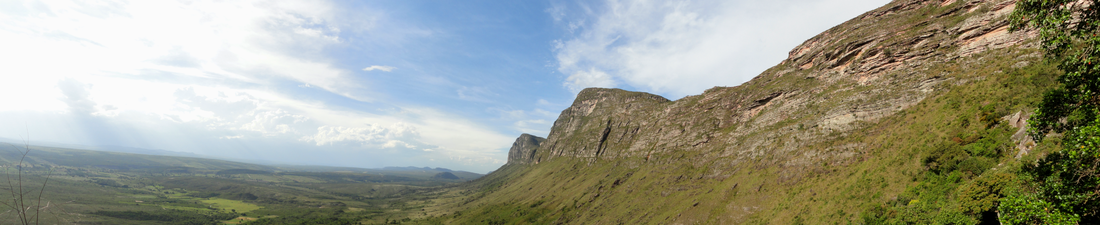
{"left": 56, "top": 78, "right": 97, "bottom": 115}
{"left": 552, "top": 0, "right": 890, "bottom": 98}
{"left": 301, "top": 123, "right": 421, "bottom": 147}
{"left": 362, "top": 65, "right": 397, "bottom": 72}
{"left": 0, "top": 0, "right": 515, "bottom": 173}
{"left": 563, "top": 68, "right": 615, "bottom": 92}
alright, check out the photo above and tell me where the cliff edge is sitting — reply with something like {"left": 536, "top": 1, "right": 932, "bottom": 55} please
{"left": 505, "top": 133, "right": 545, "bottom": 165}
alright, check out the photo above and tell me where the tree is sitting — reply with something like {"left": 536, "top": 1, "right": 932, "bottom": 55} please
{"left": 1, "top": 140, "right": 54, "bottom": 225}
{"left": 1001, "top": 0, "right": 1100, "bottom": 224}
{"left": 1010, "top": 0, "right": 1100, "bottom": 135}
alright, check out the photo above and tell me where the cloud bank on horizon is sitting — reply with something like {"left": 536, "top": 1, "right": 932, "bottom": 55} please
{"left": 0, "top": 0, "right": 887, "bottom": 173}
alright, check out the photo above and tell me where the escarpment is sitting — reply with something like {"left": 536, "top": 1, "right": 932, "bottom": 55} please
{"left": 521, "top": 0, "right": 1037, "bottom": 174}
{"left": 506, "top": 133, "right": 545, "bottom": 165}
{"left": 466, "top": 0, "right": 1056, "bottom": 224}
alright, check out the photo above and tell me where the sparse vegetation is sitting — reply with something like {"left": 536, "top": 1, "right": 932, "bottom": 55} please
{"left": 5, "top": 0, "right": 1096, "bottom": 224}
{"left": 1, "top": 140, "right": 55, "bottom": 225}
{"left": 996, "top": 0, "right": 1100, "bottom": 223}
{"left": 0, "top": 144, "right": 479, "bottom": 224}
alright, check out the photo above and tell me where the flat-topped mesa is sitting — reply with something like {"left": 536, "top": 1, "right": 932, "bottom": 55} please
{"left": 506, "top": 133, "right": 545, "bottom": 165}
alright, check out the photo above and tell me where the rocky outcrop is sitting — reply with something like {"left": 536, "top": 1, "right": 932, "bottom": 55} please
{"left": 506, "top": 133, "right": 546, "bottom": 165}
{"left": 464, "top": 1, "right": 1054, "bottom": 224}
{"left": 527, "top": 0, "right": 1039, "bottom": 175}
{"left": 1004, "top": 111, "right": 1037, "bottom": 158}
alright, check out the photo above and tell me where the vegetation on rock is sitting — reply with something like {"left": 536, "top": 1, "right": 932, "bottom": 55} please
{"left": 997, "top": 0, "right": 1100, "bottom": 223}
{"left": 10, "top": 0, "right": 1100, "bottom": 224}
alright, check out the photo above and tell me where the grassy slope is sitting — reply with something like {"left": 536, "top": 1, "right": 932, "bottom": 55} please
{"left": 420, "top": 45, "right": 1057, "bottom": 224}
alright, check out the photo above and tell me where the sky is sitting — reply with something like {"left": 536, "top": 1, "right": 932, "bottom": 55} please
{"left": 0, "top": 0, "right": 890, "bottom": 173}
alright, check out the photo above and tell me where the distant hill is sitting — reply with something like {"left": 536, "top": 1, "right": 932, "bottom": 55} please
{"left": 0, "top": 144, "right": 274, "bottom": 173}
{"left": 383, "top": 166, "right": 453, "bottom": 172}
{"left": 0, "top": 138, "right": 484, "bottom": 181}
{"left": 0, "top": 137, "right": 203, "bottom": 158}
{"left": 0, "top": 143, "right": 482, "bottom": 182}
{"left": 432, "top": 172, "right": 460, "bottom": 180}
{"left": 273, "top": 165, "right": 483, "bottom": 180}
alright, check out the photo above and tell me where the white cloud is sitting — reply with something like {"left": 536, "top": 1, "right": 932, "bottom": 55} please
{"left": 514, "top": 119, "right": 550, "bottom": 134}
{"left": 239, "top": 109, "right": 310, "bottom": 136}
{"left": 533, "top": 109, "right": 555, "bottom": 117}
{"left": 400, "top": 107, "right": 512, "bottom": 154}
{"left": 0, "top": 0, "right": 374, "bottom": 103}
{"left": 564, "top": 68, "right": 615, "bottom": 92}
{"left": 362, "top": 65, "right": 396, "bottom": 72}
{"left": 457, "top": 86, "right": 497, "bottom": 102}
{"left": 56, "top": 78, "right": 97, "bottom": 115}
{"left": 553, "top": 0, "right": 891, "bottom": 97}
{"left": 0, "top": 0, "right": 519, "bottom": 173}
{"left": 301, "top": 123, "right": 421, "bottom": 147}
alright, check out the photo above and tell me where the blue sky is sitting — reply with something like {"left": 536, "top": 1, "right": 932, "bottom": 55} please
{"left": 0, "top": 0, "right": 889, "bottom": 173}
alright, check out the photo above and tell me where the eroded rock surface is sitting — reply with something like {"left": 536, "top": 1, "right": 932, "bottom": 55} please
{"left": 506, "top": 133, "right": 546, "bottom": 165}
{"left": 514, "top": 0, "right": 1038, "bottom": 180}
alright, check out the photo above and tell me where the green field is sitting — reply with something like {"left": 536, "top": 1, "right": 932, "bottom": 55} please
{"left": 201, "top": 198, "right": 261, "bottom": 213}
{"left": 0, "top": 145, "right": 479, "bottom": 224}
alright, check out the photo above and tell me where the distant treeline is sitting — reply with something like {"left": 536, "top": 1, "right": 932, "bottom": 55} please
{"left": 279, "top": 171, "right": 418, "bottom": 183}
{"left": 215, "top": 169, "right": 273, "bottom": 175}
{"left": 91, "top": 209, "right": 237, "bottom": 225}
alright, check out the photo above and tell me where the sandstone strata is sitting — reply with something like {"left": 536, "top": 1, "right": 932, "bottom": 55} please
{"left": 506, "top": 0, "right": 1039, "bottom": 180}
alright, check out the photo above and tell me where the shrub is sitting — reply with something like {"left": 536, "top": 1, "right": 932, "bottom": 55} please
{"left": 957, "top": 173, "right": 1015, "bottom": 215}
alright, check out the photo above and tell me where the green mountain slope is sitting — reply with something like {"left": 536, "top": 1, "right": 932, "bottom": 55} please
{"left": 424, "top": 0, "right": 1057, "bottom": 224}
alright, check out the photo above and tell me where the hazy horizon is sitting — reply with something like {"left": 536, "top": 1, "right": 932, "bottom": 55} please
{"left": 0, "top": 0, "right": 889, "bottom": 173}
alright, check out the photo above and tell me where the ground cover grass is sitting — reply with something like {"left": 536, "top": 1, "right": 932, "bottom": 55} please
{"left": 202, "top": 198, "right": 262, "bottom": 213}
{"left": 0, "top": 144, "right": 473, "bottom": 224}
{"left": 411, "top": 45, "right": 1059, "bottom": 224}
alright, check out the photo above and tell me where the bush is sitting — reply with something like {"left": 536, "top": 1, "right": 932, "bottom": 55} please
{"left": 1007, "top": 118, "right": 1100, "bottom": 223}
{"left": 998, "top": 193, "right": 1079, "bottom": 225}
{"left": 924, "top": 142, "right": 969, "bottom": 174}
{"left": 957, "top": 173, "right": 1014, "bottom": 215}
{"left": 956, "top": 157, "right": 995, "bottom": 176}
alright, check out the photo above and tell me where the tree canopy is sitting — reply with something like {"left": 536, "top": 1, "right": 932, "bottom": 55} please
{"left": 1010, "top": 0, "right": 1100, "bottom": 135}
{"left": 1003, "top": 0, "right": 1100, "bottom": 224}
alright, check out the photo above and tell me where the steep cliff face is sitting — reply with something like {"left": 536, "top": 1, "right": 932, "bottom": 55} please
{"left": 530, "top": 0, "right": 1036, "bottom": 171}
{"left": 464, "top": 0, "right": 1049, "bottom": 224}
{"left": 505, "top": 133, "right": 545, "bottom": 165}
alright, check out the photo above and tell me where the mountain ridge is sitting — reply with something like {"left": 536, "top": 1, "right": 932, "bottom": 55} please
{"left": 523, "top": 0, "right": 1037, "bottom": 168}
{"left": 444, "top": 0, "right": 1053, "bottom": 223}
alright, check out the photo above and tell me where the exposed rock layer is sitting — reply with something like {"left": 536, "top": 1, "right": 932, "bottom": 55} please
{"left": 487, "top": 0, "right": 1048, "bottom": 224}
{"left": 506, "top": 133, "right": 545, "bottom": 165}
{"left": 507, "top": 0, "right": 1037, "bottom": 174}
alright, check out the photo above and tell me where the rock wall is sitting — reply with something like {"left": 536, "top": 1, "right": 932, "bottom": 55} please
{"left": 506, "top": 133, "right": 546, "bottom": 165}
{"left": 521, "top": 0, "right": 1038, "bottom": 172}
